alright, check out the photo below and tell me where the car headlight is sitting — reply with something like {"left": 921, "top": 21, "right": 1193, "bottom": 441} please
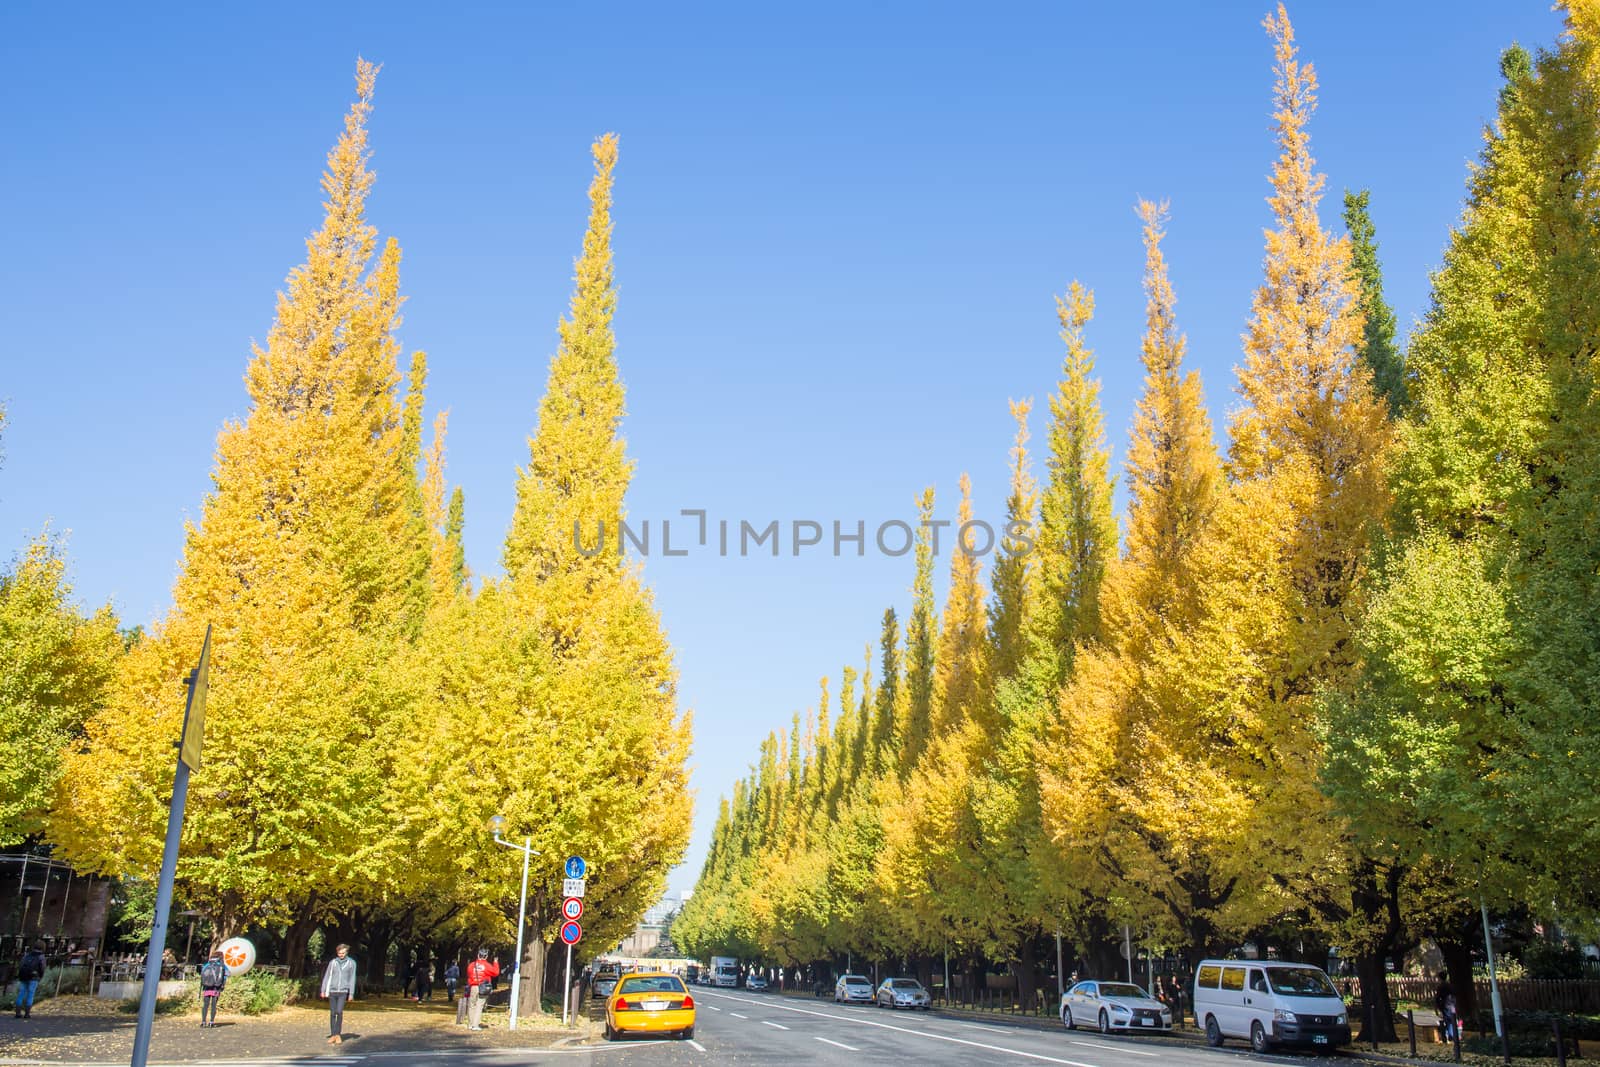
{"left": 1274, "top": 1009, "right": 1297, "bottom": 1023}
{"left": 1111, "top": 1005, "right": 1131, "bottom": 1016}
{"left": 1336, "top": 1013, "right": 1347, "bottom": 1025}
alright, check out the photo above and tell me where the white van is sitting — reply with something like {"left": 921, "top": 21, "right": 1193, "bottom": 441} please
{"left": 1193, "top": 959, "right": 1351, "bottom": 1052}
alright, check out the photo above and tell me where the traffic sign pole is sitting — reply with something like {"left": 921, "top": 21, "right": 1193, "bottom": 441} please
{"left": 562, "top": 940, "right": 573, "bottom": 1027}
{"left": 132, "top": 627, "right": 210, "bottom": 1067}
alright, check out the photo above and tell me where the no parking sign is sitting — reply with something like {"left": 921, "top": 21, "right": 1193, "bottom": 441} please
{"left": 560, "top": 920, "right": 583, "bottom": 945}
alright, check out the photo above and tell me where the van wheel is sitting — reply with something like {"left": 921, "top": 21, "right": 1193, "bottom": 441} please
{"left": 1062, "top": 1007, "right": 1074, "bottom": 1030}
{"left": 1251, "top": 1020, "right": 1271, "bottom": 1053}
{"left": 1205, "top": 1015, "right": 1224, "bottom": 1047}
{"left": 1099, "top": 1010, "right": 1111, "bottom": 1034}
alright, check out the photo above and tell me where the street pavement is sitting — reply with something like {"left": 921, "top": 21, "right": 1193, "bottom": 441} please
{"left": 31, "top": 989, "right": 1373, "bottom": 1066}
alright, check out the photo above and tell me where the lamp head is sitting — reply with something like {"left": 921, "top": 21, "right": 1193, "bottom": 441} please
{"left": 489, "top": 814, "right": 506, "bottom": 833}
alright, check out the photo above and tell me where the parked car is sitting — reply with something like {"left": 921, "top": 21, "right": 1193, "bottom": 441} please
{"left": 835, "top": 974, "right": 874, "bottom": 1004}
{"left": 876, "top": 977, "right": 932, "bottom": 1010}
{"left": 1193, "top": 959, "right": 1350, "bottom": 1053}
{"left": 1059, "top": 980, "right": 1171, "bottom": 1034}
{"left": 745, "top": 973, "right": 769, "bottom": 992}
{"left": 604, "top": 971, "right": 696, "bottom": 1041}
{"left": 591, "top": 963, "right": 622, "bottom": 999}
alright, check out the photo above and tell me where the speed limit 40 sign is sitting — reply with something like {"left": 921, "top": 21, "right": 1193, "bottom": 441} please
{"left": 562, "top": 896, "right": 584, "bottom": 921}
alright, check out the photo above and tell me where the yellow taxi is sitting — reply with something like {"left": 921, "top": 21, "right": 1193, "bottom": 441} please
{"left": 604, "top": 970, "right": 696, "bottom": 1040}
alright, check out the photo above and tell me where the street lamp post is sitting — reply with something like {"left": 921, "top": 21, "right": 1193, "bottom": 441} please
{"left": 490, "top": 815, "right": 539, "bottom": 1031}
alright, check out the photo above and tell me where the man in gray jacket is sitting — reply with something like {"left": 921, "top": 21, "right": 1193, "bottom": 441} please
{"left": 320, "top": 944, "right": 357, "bottom": 1044}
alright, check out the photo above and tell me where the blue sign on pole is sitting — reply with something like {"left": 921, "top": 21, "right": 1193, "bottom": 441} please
{"left": 565, "top": 855, "right": 586, "bottom": 879}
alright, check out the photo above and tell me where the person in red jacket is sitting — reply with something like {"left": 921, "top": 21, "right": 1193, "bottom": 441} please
{"left": 464, "top": 950, "right": 500, "bottom": 1031}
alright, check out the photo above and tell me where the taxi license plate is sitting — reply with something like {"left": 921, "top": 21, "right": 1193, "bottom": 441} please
{"left": 1313, "top": 1035, "right": 1328, "bottom": 1044}
{"left": 644, "top": 1000, "right": 667, "bottom": 1011}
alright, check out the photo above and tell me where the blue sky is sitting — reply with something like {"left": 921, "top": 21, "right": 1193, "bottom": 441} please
{"left": 0, "top": 1, "right": 1567, "bottom": 899}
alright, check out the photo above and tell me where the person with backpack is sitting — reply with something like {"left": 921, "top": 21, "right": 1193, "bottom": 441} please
{"left": 13, "top": 943, "right": 45, "bottom": 1019}
{"left": 443, "top": 961, "right": 460, "bottom": 1002}
{"left": 198, "top": 950, "right": 227, "bottom": 1028}
{"left": 413, "top": 959, "right": 432, "bottom": 1003}
{"left": 319, "top": 943, "right": 357, "bottom": 1045}
{"left": 464, "top": 949, "right": 499, "bottom": 1031}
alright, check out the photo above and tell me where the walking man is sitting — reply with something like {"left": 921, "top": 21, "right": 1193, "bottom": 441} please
{"left": 320, "top": 943, "right": 357, "bottom": 1045}
{"left": 444, "top": 960, "right": 460, "bottom": 1002}
{"left": 13, "top": 943, "right": 45, "bottom": 1019}
{"left": 464, "top": 949, "right": 499, "bottom": 1031}
{"left": 198, "top": 950, "right": 228, "bottom": 1028}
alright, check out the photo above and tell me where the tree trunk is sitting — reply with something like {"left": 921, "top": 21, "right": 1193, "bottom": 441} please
{"left": 282, "top": 894, "right": 319, "bottom": 980}
{"left": 1012, "top": 936, "right": 1038, "bottom": 1013}
{"left": 364, "top": 921, "right": 393, "bottom": 990}
{"left": 1354, "top": 952, "right": 1397, "bottom": 1043}
{"left": 1438, "top": 933, "right": 1477, "bottom": 1022}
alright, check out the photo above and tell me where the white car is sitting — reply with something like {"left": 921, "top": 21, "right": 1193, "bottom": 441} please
{"left": 1060, "top": 980, "right": 1172, "bottom": 1034}
{"left": 876, "top": 978, "right": 932, "bottom": 1010}
{"left": 834, "top": 974, "right": 874, "bottom": 1003}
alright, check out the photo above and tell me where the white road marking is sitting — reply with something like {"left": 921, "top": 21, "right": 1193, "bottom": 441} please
{"left": 815, "top": 1036, "right": 861, "bottom": 1051}
{"left": 761, "top": 1020, "right": 790, "bottom": 1030}
{"left": 960, "top": 1022, "right": 1008, "bottom": 1033}
{"left": 697, "top": 991, "right": 1100, "bottom": 1065}
{"left": 1070, "top": 1039, "right": 1159, "bottom": 1056}
{"left": 704, "top": 1004, "right": 722, "bottom": 1011}
{"left": 730, "top": 1011, "right": 748, "bottom": 1019}
{"left": 687, "top": 1039, "right": 707, "bottom": 1051}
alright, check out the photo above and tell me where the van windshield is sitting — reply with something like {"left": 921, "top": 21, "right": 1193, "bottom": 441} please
{"left": 1268, "top": 968, "right": 1338, "bottom": 997}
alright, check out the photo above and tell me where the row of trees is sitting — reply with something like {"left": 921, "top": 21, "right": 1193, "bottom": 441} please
{"left": 1, "top": 62, "right": 692, "bottom": 1012}
{"left": 673, "top": 4, "right": 1600, "bottom": 1038}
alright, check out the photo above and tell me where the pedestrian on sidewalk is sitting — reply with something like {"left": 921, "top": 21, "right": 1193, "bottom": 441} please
{"left": 444, "top": 960, "right": 460, "bottom": 1002}
{"left": 464, "top": 949, "right": 499, "bottom": 1031}
{"left": 414, "top": 959, "right": 432, "bottom": 1002}
{"left": 199, "top": 950, "right": 228, "bottom": 1028}
{"left": 13, "top": 943, "right": 45, "bottom": 1019}
{"left": 1434, "top": 980, "right": 1458, "bottom": 1043}
{"left": 320, "top": 943, "right": 358, "bottom": 1045}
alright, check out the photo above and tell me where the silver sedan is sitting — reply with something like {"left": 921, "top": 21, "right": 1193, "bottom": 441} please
{"left": 1060, "top": 980, "right": 1172, "bottom": 1034}
{"left": 876, "top": 978, "right": 932, "bottom": 1010}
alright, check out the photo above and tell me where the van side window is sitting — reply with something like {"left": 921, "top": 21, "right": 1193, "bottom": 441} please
{"left": 1250, "top": 970, "right": 1269, "bottom": 993}
{"left": 1221, "top": 967, "right": 1245, "bottom": 992}
{"left": 1196, "top": 964, "right": 1222, "bottom": 989}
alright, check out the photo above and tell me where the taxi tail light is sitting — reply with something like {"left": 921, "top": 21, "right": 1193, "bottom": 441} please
{"left": 683, "top": 994, "right": 695, "bottom": 1010}
{"left": 614, "top": 997, "right": 629, "bottom": 1010}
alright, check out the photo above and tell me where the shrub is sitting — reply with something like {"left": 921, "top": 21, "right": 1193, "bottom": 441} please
{"left": 218, "top": 972, "right": 299, "bottom": 1015}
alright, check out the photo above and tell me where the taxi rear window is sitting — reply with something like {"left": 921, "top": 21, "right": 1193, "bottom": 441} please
{"left": 618, "top": 976, "right": 686, "bottom": 995}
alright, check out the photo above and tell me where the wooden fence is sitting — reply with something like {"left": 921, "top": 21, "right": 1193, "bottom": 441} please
{"left": 1381, "top": 975, "right": 1600, "bottom": 1015}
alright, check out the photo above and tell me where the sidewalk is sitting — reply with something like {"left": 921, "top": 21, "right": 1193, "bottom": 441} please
{"left": 0, "top": 994, "right": 595, "bottom": 1063}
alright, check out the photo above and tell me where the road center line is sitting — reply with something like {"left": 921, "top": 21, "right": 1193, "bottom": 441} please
{"left": 762, "top": 1020, "right": 790, "bottom": 1030}
{"left": 961, "top": 1022, "right": 1008, "bottom": 1032}
{"left": 704, "top": 1004, "right": 722, "bottom": 1011}
{"left": 698, "top": 991, "right": 1100, "bottom": 1066}
{"left": 730, "top": 1011, "right": 748, "bottom": 1018}
{"left": 816, "top": 1036, "right": 862, "bottom": 1051}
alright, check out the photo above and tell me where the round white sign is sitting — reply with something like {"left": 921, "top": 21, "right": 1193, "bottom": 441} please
{"left": 218, "top": 937, "right": 256, "bottom": 975}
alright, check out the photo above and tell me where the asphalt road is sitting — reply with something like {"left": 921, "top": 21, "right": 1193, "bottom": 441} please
{"left": 46, "top": 990, "right": 1360, "bottom": 1066}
